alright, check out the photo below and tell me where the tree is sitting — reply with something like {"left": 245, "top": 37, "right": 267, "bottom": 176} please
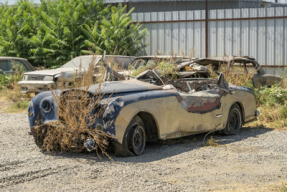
{"left": 35, "top": 0, "right": 108, "bottom": 66}
{"left": 82, "top": 4, "right": 148, "bottom": 55}
{"left": 0, "top": 0, "right": 148, "bottom": 67}
{"left": 0, "top": 0, "right": 38, "bottom": 59}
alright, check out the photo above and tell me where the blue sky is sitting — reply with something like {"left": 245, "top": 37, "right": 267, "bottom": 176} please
{"left": 0, "top": 0, "right": 285, "bottom": 5}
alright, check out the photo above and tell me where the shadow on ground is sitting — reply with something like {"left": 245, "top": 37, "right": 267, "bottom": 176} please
{"left": 49, "top": 126, "right": 274, "bottom": 163}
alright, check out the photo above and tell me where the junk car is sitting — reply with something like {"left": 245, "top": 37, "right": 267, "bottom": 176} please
{"left": 121, "top": 55, "right": 211, "bottom": 79}
{"left": 130, "top": 55, "right": 191, "bottom": 70}
{"left": 186, "top": 56, "right": 282, "bottom": 88}
{"left": 28, "top": 69, "right": 259, "bottom": 157}
{"left": 0, "top": 57, "right": 35, "bottom": 75}
{"left": 18, "top": 55, "right": 135, "bottom": 93}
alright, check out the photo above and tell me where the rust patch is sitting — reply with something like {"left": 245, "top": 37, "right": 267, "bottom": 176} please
{"left": 187, "top": 97, "right": 220, "bottom": 113}
{"left": 176, "top": 95, "right": 184, "bottom": 102}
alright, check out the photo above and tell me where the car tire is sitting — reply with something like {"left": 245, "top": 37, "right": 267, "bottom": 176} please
{"left": 114, "top": 115, "right": 146, "bottom": 157}
{"left": 221, "top": 104, "right": 242, "bottom": 135}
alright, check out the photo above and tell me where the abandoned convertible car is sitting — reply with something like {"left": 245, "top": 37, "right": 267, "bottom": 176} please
{"left": 28, "top": 71, "right": 259, "bottom": 157}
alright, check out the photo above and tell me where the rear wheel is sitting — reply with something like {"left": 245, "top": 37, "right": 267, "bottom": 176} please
{"left": 114, "top": 116, "right": 146, "bottom": 157}
{"left": 221, "top": 104, "right": 242, "bottom": 135}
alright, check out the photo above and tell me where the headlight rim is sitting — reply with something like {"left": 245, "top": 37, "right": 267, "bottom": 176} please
{"left": 41, "top": 99, "right": 52, "bottom": 113}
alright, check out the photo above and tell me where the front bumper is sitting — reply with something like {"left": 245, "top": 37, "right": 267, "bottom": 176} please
{"left": 18, "top": 81, "right": 55, "bottom": 93}
{"left": 29, "top": 123, "right": 107, "bottom": 152}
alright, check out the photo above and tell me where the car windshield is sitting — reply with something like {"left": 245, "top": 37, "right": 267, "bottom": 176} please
{"left": 61, "top": 56, "right": 101, "bottom": 69}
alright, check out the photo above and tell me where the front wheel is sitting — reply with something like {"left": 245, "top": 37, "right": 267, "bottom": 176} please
{"left": 114, "top": 116, "right": 146, "bottom": 157}
{"left": 221, "top": 104, "right": 242, "bottom": 135}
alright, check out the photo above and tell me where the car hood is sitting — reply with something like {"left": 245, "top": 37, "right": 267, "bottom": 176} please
{"left": 87, "top": 79, "right": 163, "bottom": 95}
{"left": 24, "top": 68, "right": 79, "bottom": 76}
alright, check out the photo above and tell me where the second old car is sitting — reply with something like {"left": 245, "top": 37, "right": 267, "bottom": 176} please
{"left": 27, "top": 69, "right": 259, "bottom": 157}
{"left": 18, "top": 55, "right": 135, "bottom": 93}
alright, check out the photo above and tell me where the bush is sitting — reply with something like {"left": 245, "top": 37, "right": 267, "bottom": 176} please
{"left": 0, "top": 73, "right": 33, "bottom": 103}
{"left": 0, "top": 74, "right": 9, "bottom": 88}
{"left": 0, "top": 73, "right": 23, "bottom": 89}
{"left": 256, "top": 85, "right": 287, "bottom": 106}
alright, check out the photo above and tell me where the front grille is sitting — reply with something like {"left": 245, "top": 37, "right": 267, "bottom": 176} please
{"left": 27, "top": 75, "right": 45, "bottom": 81}
{"left": 34, "top": 112, "right": 44, "bottom": 126}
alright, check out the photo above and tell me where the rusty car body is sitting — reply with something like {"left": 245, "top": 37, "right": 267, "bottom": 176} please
{"left": 129, "top": 55, "right": 191, "bottom": 70}
{"left": 185, "top": 56, "right": 282, "bottom": 88}
{"left": 18, "top": 55, "right": 135, "bottom": 93}
{"left": 27, "top": 69, "right": 259, "bottom": 157}
{"left": 121, "top": 55, "right": 212, "bottom": 79}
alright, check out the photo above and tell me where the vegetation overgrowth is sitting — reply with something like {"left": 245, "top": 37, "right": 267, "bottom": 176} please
{"left": 0, "top": 0, "right": 147, "bottom": 68}
{"left": 33, "top": 56, "right": 113, "bottom": 158}
{"left": 0, "top": 63, "right": 33, "bottom": 112}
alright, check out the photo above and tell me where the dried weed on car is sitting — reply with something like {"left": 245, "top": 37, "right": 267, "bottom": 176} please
{"left": 34, "top": 56, "right": 114, "bottom": 159}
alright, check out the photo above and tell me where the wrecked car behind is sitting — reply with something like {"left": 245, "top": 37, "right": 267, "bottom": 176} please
{"left": 18, "top": 55, "right": 135, "bottom": 93}
{"left": 189, "top": 56, "right": 282, "bottom": 88}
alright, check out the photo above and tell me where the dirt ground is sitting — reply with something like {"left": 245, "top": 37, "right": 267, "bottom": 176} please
{"left": 1, "top": 112, "right": 287, "bottom": 192}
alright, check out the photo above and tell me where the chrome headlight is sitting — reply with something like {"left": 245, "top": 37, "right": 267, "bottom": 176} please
{"left": 23, "top": 75, "right": 28, "bottom": 80}
{"left": 43, "top": 76, "right": 54, "bottom": 81}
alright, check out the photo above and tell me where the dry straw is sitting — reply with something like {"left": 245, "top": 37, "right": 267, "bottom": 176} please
{"left": 34, "top": 55, "right": 114, "bottom": 159}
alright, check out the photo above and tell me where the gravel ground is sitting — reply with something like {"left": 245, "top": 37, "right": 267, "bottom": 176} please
{"left": 1, "top": 112, "right": 287, "bottom": 192}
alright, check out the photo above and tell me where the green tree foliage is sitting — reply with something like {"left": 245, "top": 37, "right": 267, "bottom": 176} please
{"left": 0, "top": 0, "right": 37, "bottom": 59}
{"left": 0, "top": 0, "right": 147, "bottom": 67}
{"left": 82, "top": 4, "right": 148, "bottom": 55}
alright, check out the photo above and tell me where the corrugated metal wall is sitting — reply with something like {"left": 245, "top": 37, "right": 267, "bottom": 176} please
{"left": 132, "top": 10, "right": 206, "bottom": 58}
{"left": 132, "top": 7, "right": 287, "bottom": 67}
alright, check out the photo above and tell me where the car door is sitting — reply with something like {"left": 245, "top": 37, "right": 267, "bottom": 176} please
{"left": 177, "top": 80, "right": 224, "bottom": 133}
{"left": 177, "top": 90, "right": 223, "bottom": 133}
